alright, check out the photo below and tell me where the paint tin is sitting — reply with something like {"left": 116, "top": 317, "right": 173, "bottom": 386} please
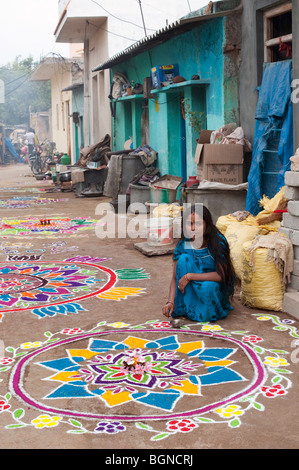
{"left": 146, "top": 217, "right": 173, "bottom": 246}
{"left": 171, "top": 318, "right": 183, "bottom": 328}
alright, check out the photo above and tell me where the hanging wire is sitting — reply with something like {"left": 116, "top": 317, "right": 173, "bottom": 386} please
{"left": 90, "top": 0, "right": 156, "bottom": 31}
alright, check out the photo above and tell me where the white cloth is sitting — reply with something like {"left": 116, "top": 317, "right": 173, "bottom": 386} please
{"left": 25, "top": 132, "right": 35, "bottom": 145}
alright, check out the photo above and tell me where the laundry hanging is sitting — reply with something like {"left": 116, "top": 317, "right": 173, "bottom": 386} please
{"left": 246, "top": 60, "right": 293, "bottom": 215}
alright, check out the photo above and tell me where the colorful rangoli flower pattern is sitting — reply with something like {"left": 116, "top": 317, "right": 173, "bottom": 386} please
{"left": 0, "top": 197, "right": 68, "bottom": 209}
{"left": 0, "top": 262, "right": 104, "bottom": 316}
{"left": 0, "top": 216, "right": 97, "bottom": 237}
{"left": 27, "top": 332, "right": 248, "bottom": 415}
{"left": 0, "top": 260, "right": 147, "bottom": 320}
{"left": 0, "top": 315, "right": 295, "bottom": 440}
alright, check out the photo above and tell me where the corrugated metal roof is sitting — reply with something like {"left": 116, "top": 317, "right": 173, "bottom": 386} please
{"left": 92, "top": 0, "right": 242, "bottom": 72}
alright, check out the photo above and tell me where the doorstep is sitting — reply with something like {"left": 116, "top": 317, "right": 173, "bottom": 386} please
{"left": 134, "top": 241, "right": 176, "bottom": 256}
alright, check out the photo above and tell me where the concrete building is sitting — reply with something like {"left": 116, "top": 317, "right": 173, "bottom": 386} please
{"left": 54, "top": 0, "right": 207, "bottom": 149}
{"left": 31, "top": 56, "right": 84, "bottom": 161}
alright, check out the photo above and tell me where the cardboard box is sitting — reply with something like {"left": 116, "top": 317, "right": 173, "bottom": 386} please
{"left": 195, "top": 130, "right": 244, "bottom": 185}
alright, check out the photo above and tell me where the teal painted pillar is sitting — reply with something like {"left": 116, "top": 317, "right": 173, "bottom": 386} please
{"left": 131, "top": 101, "right": 143, "bottom": 148}
{"left": 112, "top": 101, "right": 132, "bottom": 150}
{"left": 184, "top": 86, "right": 207, "bottom": 177}
{"left": 149, "top": 96, "right": 169, "bottom": 175}
{"left": 167, "top": 92, "right": 184, "bottom": 178}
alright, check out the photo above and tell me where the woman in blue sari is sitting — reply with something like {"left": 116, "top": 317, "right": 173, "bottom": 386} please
{"left": 162, "top": 205, "right": 235, "bottom": 322}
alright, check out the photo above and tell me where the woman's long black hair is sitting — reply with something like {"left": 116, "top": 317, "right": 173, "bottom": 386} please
{"left": 181, "top": 204, "right": 235, "bottom": 296}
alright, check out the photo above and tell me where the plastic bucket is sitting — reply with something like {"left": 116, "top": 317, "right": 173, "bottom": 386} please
{"left": 150, "top": 186, "right": 177, "bottom": 204}
{"left": 147, "top": 217, "right": 173, "bottom": 246}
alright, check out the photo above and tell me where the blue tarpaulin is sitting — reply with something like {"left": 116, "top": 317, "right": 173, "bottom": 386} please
{"left": 4, "top": 137, "right": 24, "bottom": 163}
{"left": 246, "top": 60, "right": 293, "bottom": 215}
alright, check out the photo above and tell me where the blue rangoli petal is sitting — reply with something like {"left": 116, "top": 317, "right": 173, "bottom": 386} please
{"left": 197, "top": 348, "right": 235, "bottom": 360}
{"left": 146, "top": 335, "right": 179, "bottom": 351}
{"left": 199, "top": 367, "right": 246, "bottom": 386}
{"left": 46, "top": 384, "right": 93, "bottom": 399}
{"left": 133, "top": 390, "right": 181, "bottom": 411}
{"left": 39, "top": 358, "right": 79, "bottom": 371}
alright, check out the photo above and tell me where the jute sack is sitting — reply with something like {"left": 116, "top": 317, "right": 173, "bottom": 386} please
{"left": 240, "top": 240, "right": 285, "bottom": 311}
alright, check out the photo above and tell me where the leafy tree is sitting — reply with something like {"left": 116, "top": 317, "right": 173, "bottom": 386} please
{"left": 0, "top": 56, "right": 51, "bottom": 126}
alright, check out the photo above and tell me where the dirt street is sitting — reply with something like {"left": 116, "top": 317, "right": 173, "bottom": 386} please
{"left": 0, "top": 164, "right": 298, "bottom": 455}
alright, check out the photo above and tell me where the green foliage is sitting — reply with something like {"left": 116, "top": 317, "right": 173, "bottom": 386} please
{"left": 0, "top": 56, "right": 51, "bottom": 126}
{"left": 183, "top": 98, "right": 206, "bottom": 137}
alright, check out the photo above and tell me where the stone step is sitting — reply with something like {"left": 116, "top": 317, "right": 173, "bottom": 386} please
{"left": 293, "top": 259, "right": 299, "bottom": 276}
{"left": 285, "top": 185, "right": 299, "bottom": 200}
{"left": 283, "top": 292, "right": 299, "bottom": 320}
{"left": 282, "top": 213, "right": 299, "bottom": 233}
{"left": 279, "top": 226, "right": 299, "bottom": 246}
{"left": 285, "top": 171, "right": 299, "bottom": 187}
{"left": 289, "top": 273, "right": 299, "bottom": 291}
{"left": 288, "top": 200, "right": 299, "bottom": 216}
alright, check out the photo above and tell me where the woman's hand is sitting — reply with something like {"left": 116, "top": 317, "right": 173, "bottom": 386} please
{"left": 178, "top": 273, "right": 190, "bottom": 293}
{"left": 162, "top": 301, "right": 175, "bottom": 318}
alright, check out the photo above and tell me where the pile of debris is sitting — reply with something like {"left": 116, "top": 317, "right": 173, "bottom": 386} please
{"left": 77, "top": 134, "right": 111, "bottom": 168}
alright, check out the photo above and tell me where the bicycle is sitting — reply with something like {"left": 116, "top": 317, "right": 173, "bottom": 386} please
{"left": 29, "top": 141, "right": 56, "bottom": 178}
{"left": 29, "top": 146, "right": 48, "bottom": 177}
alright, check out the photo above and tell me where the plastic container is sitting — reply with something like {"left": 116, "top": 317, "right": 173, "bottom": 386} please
{"left": 150, "top": 186, "right": 177, "bottom": 204}
{"left": 150, "top": 175, "right": 183, "bottom": 204}
{"left": 186, "top": 176, "right": 199, "bottom": 188}
{"left": 129, "top": 183, "right": 151, "bottom": 207}
{"left": 146, "top": 217, "right": 173, "bottom": 246}
{"left": 61, "top": 153, "right": 71, "bottom": 165}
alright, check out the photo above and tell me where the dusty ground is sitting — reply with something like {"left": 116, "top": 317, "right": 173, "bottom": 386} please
{"left": 0, "top": 164, "right": 298, "bottom": 456}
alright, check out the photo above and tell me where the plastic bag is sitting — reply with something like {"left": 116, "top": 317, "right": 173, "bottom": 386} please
{"left": 210, "top": 123, "right": 236, "bottom": 144}
{"left": 152, "top": 203, "right": 182, "bottom": 218}
{"left": 240, "top": 241, "right": 285, "bottom": 311}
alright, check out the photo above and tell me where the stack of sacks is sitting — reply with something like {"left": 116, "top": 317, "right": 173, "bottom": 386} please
{"left": 216, "top": 187, "right": 293, "bottom": 311}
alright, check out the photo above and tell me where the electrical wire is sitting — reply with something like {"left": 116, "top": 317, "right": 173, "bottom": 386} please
{"left": 86, "top": 20, "right": 138, "bottom": 42}
{"left": 2, "top": 70, "right": 32, "bottom": 87}
{"left": 4, "top": 74, "right": 31, "bottom": 97}
{"left": 90, "top": 0, "right": 156, "bottom": 32}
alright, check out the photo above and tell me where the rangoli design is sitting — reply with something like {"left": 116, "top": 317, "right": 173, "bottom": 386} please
{"left": 0, "top": 316, "right": 296, "bottom": 440}
{"left": 0, "top": 197, "right": 68, "bottom": 209}
{"left": 0, "top": 217, "right": 98, "bottom": 238}
{"left": 0, "top": 257, "right": 148, "bottom": 321}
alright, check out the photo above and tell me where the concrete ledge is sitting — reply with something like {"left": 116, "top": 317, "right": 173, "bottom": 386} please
{"left": 134, "top": 241, "right": 176, "bottom": 256}
{"left": 283, "top": 213, "right": 299, "bottom": 231}
{"left": 279, "top": 225, "right": 299, "bottom": 246}
{"left": 290, "top": 273, "right": 299, "bottom": 291}
{"left": 288, "top": 200, "right": 299, "bottom": 216}
{"left": 283, "top": 292, "right": 299, "bottom": 320}
{"left": 293, "top": 259, "right": 299, "bottom": 276}
{"left": 285, "top": 171, "right": 299, "bottom": 187}
{"left": 285, "top": 185, "right": 299, "bottom": 200}
{"left": 279, "top": 227, "right": 293, "bottom": 239}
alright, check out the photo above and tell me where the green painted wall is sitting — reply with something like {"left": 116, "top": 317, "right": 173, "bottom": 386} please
{"left": 72, "top": 86, "right": 84, "bottom": 162}
{"left": 110, "top": 17, "right": 238, "bottom": 180}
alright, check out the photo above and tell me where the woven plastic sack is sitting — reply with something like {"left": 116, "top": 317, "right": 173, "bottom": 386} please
{"left": 225, "top": 222, "right": 263, "bottom": 279}
{"left": 240, "top": 240, "right": 285, "bottom": 311}
{"left": 153, "top": 204, "right": 182, "bottom": 218}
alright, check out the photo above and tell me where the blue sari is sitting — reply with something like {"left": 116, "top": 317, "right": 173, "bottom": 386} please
{"left": 172, "top": 237, "right": 233, "bottom": 322}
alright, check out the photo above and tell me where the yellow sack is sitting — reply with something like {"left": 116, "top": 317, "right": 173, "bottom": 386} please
{"left": 153, "top": 204, "right": 182, "bottom": 218}
{"left": 225, "top": 222, "right": 264, "bottom": 279}
{"left": 216, "top": 215, "right": 240, "bottom": 235}
{"left": 240, "top": 240, "right": 285, "bottom": 311}
{"left": 258, "top": 186, "right": 286, "bottom": 215}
